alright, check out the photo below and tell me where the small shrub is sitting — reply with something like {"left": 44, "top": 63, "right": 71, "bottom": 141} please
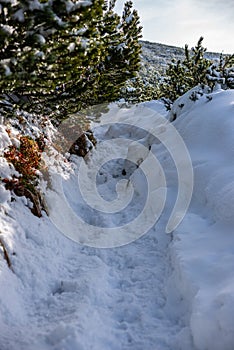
{"left": 4, "top": 135, "right": 45, "bottom": 217}
{"left": 4, "top": 136, "right": 41, "bottom": 182}
{"left": 160, "top": 37, "right": 234, "bottom": 109}
{"left": 206, "top": 53, "right": 234, "bottom": 89}
{"left": 160, "top": 37, "right": 210, "bottom": 106}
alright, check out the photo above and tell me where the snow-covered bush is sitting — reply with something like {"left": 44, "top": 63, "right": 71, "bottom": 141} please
{"left": 0, "top": 109, "right": 53, "bottom": 217}
{"left": 160, "top": 37, "right": 211, "bottom": 107}
{"left": 120, "top": 70, "right": 160, "bottom": 103}
{"left": 206, "top": 53, "right": 234, "bottom": 89}
{"left": 3, "top": 134, "right": 44, "bottom": 216}
{"left": 160, "top": 37, "right": 234, "bottom": 109}
{"left": 4, "top": 135, "right": 42, "bottom": 182}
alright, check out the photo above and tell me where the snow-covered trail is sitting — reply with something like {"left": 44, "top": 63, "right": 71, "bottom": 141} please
{"left": 0, "top": 200, "right": 193, "bottom": 350}
{"left": 2, "top": 86, "right": 234, "bottom": 350}
{"left": 0, "top": 102, "right": 194, "bottom": 350}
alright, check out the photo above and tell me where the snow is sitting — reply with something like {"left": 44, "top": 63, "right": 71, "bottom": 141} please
{"left": 0, "top": 58, "right": 15, "bottom": 76}
{"left": 13, "top": 9, "right": 25, "bottom": 22}
{"left": 28, "top": 0, "right": 43, "bottom": 11}
{"left": 68, "top": 42, "right": 76, "bottom": 52}
{"left": 0, "top": 184, "right": 10, "bottom": 204}
{"left": 125, "top": 14, "right": 133, "bottom": 24}
{"left": 35, "top": 34, "right": 46, "bottom": 45}
{"left": 0, "top": 24, "right": 14, "bottom": 35}
{"left": 0, "top": 87, "right": 234, "bottom": 349}
{"left": 169, "top": 87, "right": 234, "bottom": 350}
{"left": 73, "top": 1, "right": 93, "bottom": 10}
{"left": 65, "top": 0, "right": 74, "bottom": 13}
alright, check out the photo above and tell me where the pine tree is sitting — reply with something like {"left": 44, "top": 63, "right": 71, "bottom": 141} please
{"left": 120, "top": 64, "right": 160, "bottom": 104}
{"left": 206, "top": 53, "right": 234, "bottom": 89}
{"left": 160, "top": 37, "right": 211, "bottom": 106}
{"left": 0, "top": 0, "right": 142, "bottom": 119}
{"left": 160, "top": 37, "right": 234, "bottom": 109}
{"left": 94, "top": 0, "right": 142, "bottom": 103}
{"left": 118, "top": 1, "right": 142, "bottom": 78}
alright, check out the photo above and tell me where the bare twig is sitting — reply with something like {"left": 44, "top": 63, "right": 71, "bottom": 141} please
{"left": 0, "top": 236, "right": 13, "bottom": 271}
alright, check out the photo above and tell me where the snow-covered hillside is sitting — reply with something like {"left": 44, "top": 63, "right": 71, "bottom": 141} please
{"left": 0, "top": 86, "right": 234, "bottom": 350}
{"left": 140, "top": 40, "right": 221, "bottom": 74}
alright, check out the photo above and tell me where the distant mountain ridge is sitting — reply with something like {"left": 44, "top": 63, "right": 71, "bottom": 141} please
{"left": 140, "top": 40, "right": 221, "bottom": 74}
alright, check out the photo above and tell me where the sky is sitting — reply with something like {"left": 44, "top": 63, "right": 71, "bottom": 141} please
{"left": 115, "top": 0, "right": 234, "bottom": 53}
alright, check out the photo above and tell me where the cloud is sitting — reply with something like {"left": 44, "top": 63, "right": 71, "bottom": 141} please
{"left": 114, "top": 0, "right": 234, "bottom": 52}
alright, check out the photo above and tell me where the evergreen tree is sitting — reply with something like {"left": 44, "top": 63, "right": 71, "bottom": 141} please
{"left": 206, "top": 53, "right": 234, "bottom": 89}
{"left": 160, "top": 37, "right": 211, "bottom": 106}
{"left": 160, "top": 37, "right": 234, "bottom": 108}
{"left": 120, "top": 66, "right": 160, "bottom": 104}
{"left": 0, "top": 0, "right": 142, "bottom": 119}
{"left": 117, "top": 1, "right": 142, "bottom": 81}
{"left": 95, "top": 0, "right": 142, "bottom": 103}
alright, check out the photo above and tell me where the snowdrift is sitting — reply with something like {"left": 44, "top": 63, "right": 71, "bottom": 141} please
{"left": 168, "top": 87, "right": 234, "bottom": 350}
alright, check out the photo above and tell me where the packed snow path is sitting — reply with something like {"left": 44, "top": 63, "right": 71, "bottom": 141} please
{"left": 0, "top": 202, "right": 193, "bottom": 350}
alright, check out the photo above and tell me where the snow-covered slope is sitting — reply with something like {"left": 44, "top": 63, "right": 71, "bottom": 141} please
{"left": 0, "top": 87, "right": 234, "bottom": 350}
{"left": 169, "top": 87, "right": 234, "bottom": 350}
{"left": 140, "top": 40, "right": 221, "bottom": 74}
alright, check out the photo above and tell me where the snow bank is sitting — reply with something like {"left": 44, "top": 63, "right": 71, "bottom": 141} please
{"left": 169, "top": 87, "right": 234, "bottom": 350}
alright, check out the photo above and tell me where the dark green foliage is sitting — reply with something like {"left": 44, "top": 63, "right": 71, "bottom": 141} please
{"left": 0, "top": 0, "right": 142, "bottom": 119}
{"left": 120, "top": 71, "right": 160, "bottom": 103}
{"left": 160, "top": 37, "right": 234, "bottom": 108}
{"left": 97, "top": 1, "right": 142, "bottom": 103}
{"left": 160, "top": 37, "right": 211, "bottom": 105}
{"left": 207, "top": 53, "right": 234, "bottom": 89}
